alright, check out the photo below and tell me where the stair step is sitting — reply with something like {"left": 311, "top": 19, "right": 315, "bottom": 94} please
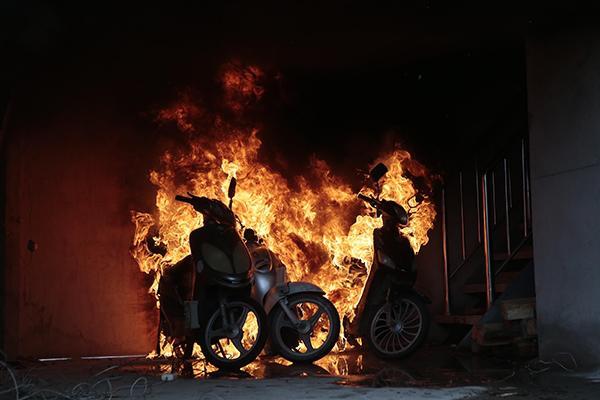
{"left": 463, "top": 271, "right": 521, "bottom": 294}
{"left": 435, "top": 314, "right": 482, "bottom": 325}
{"left": 493, "top": 247, "right": 534, "bottom": 261}
{"left": 463, "top": 282, "right": 509, "bottom": 294}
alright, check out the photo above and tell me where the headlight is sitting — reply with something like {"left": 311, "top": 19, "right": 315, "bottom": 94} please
{"left": 250, "top": 247, "right": 272, "bottom": 272}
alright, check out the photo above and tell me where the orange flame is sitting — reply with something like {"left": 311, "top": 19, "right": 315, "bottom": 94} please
{"left": 131, "top": 64, "right": 436, "bottom": 355}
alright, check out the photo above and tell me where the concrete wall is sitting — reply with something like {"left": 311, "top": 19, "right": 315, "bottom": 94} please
{"left": 528, "top": 27, "right": 600, "bottom": 367}
{"left": 4, "top": 88, "right": 159, "bottom": 359}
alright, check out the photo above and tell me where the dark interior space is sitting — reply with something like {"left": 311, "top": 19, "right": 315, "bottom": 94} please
{"left": 2, "top": 4, "right": 600, "bottom": 400}
{"left": 2, "top": 3, "right": 529, "bottom": 172}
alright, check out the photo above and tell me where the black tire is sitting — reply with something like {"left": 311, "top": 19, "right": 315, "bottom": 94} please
{"left": 364, "top": 293, "right": 429, "bottom": 359}
{"left": 270, "top": 293, "right": 340, "bottom": 363}
{"left": 198, "top": 297, "right": 268, "bottom": 370}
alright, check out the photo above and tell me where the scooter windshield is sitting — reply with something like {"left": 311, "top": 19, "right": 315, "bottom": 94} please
{"left": 199, "top": 226, "right": 251, "bottom": 274}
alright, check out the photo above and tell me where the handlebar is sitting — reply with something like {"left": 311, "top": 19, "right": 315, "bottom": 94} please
{"left": 357, "top": 193, "right": 369, "bottom": 202}
{"left": 174, "top": 194, "right": 236, "bottom": 227}
{"left": 175, "top": 193, "right": 205, "bottom": 209}
{"left": 358, "top": 193, "right": 381, "bottom": 209}
{"left": 175, "top": 195, "right": 193, "bottom": 204}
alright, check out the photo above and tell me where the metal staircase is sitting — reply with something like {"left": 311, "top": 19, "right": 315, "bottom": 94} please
{"left": 435, "top": 136, "right": 533, "bottom": 325}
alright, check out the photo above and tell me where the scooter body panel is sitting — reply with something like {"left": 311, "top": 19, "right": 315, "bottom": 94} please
{"left": 252, "top": 268, "right": 277, "bottom": 305}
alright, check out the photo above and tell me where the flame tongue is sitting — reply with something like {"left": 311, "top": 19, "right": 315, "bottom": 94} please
{"left": 131, "top": 64, "right": 437, "bottom": 355}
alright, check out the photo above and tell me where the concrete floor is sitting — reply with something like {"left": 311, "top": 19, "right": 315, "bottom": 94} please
{"left": 2, "top": 346, "right": 600, "bottom": 399}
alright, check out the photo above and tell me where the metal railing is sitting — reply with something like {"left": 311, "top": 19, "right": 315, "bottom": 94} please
{"left": 441, "top": 137, "right": 532, "bottom": 314}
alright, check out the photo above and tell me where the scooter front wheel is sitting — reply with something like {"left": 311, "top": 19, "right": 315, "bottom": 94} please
{"left": 270, "top": 293, "right": 340, "bottom": 363}
{"left": 199, "top": 297, "right": 268, "bottom": 370}
{"left": 364, "top": 293, "right": 429, "bottom": 359}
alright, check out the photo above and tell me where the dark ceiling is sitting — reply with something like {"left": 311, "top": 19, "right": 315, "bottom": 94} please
{"left": 2, "top": 3, "right": 529, "bottom": 71}
{"left": 1, "top": 3, "right": 577, "bottom": 175}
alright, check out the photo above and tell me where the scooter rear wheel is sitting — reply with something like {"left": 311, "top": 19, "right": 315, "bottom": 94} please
{"left": 364, "top": 293, "right": 429, "bottom": 359}
{"left": 198, "top": 297, "right": 268, "bottom": 370}
{"left": 270, "top": 293, "right": 340, "bottom": 363}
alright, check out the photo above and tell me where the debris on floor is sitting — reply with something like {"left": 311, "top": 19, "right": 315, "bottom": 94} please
{"left": 471, "top": 297, "right": 538, "bottom": 358}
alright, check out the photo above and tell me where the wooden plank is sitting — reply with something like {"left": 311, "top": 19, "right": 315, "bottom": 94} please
{"left": 472, "top": 321, "right": 522, "bottom": 345}
{"left": 472, "top": 322, "right": 504, "bottom": 344}
{"left": 501, "top": 298, "right": 536, "bottom": 321}
{"left": 521, "top": 318, "right": 537, "bottom": 337}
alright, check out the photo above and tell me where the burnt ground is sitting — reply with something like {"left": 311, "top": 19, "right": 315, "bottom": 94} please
{"left": 2, "top": 346, "right": 599, "bottom": 400}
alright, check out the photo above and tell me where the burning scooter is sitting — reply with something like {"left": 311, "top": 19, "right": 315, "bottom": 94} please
{"left": 157, "top": 177, "right": 339, "bottom": 366}
{"left": 157, "top": 178, "right": 268, "bottom": 370}
{"left": 347, "top": 163, "right": 431, "bottom": 359}
{"left": 243, "top": 227, "right": 340, "bottom": 363}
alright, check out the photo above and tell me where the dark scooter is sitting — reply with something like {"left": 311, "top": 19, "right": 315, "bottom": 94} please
{"left": 158, "top": 179, "right": 268, "bottom": 370}
{"left": 347, "top": 163, "right": 431, "bottom": 359}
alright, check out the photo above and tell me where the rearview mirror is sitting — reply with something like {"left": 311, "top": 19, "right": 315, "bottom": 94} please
{"left": 369, "top": 163, "right": 388, "bottom": 183}
{"left": 228, "top": 177, "right": 237, "bottom": 199}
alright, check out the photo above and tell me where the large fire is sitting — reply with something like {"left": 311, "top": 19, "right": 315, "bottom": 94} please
{"left": 131, "top": 63, "right": 436, "bottom": 357}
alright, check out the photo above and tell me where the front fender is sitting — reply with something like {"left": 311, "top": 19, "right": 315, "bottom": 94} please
{"left": 263, "top": 282, "right": 325, "bottom": 314}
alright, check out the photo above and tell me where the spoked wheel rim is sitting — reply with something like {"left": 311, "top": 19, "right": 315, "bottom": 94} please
{"left": 273, "top": 296, "right": 336, "bottom": 358}
{"left": 370, "top": 299, "right": 423, "bottom": 356}
{"left": 203, "top": 301, "right": 262, "bottom": 364}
